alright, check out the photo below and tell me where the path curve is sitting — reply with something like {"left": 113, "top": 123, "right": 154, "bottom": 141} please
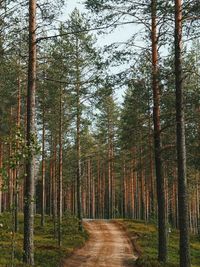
{"left": 61, "top": 220, "right": 136, "bottom": 267}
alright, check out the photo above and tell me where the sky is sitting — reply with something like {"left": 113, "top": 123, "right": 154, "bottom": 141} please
{"left": 61, "top": 0, "right": 141, "bottom": 103}
{"left": 62, "top": 0, "right": 135, "bottom": 47}
{"left": 66, "top": 0, "right": 84, "bottom": 13}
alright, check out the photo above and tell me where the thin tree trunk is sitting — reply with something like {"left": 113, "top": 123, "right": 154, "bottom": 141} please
{"left": 23, "top": 0, "right": 36, "bottom": 264}
{"left": 122, "top": 159, "right": 126, "bottom": 218}
{"left": 76, "top": 36, "right": 82, "bottom": 231}
{"left": 41, "top": 91, "right": 45, "bottom": 227}
{"left": 111, "top": 145, "right": 115, "bottom": 218}
{"left": 108, "top": 141, "right": 111, "bottom": 219}
{"left": 49, "top": 158, "right": 53, "bottom": 216}
{"left": 174, "top": 1, "right": 191, "bottom": 266}
{"left": 97, "top": 157, "right": 100, "bottom": 218}
{"left": 0, "top": 142, "right": 3, "bottom": 214}
{"left": 53, "top": 141, "right": 57, "bottom": 238}
{"left": 151, "top": 0, "right": 167, "bottom": 262}
{"left": 148, "top": 97, "right": 155, "bottom": 217}
{"left": 14, "top": 75, "right": 21, "bottom": 232}
{"left": 58, "top": 87, "right": 63, "bottom": 246}
{"left": 9, "top": 107, "right": 14, "bottom": 212}
{"left": 196, "top": 175, "right": 200, "bottom": 235}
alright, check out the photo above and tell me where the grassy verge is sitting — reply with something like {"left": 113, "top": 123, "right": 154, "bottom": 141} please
{"left": 0, "top": 212, "right": 88, "bottom": 267}
{"left": 122, "top": 220, "right": 200, "bottom": 267}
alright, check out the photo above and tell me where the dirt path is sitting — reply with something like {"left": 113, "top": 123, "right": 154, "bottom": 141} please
{"left": 61, "top": 220, "right": 136, "bottom": 267}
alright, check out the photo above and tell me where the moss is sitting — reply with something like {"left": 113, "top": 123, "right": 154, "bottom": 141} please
{"left": 0, "top": 213, "right": 88, "bottom": 267}
{"left": 134, "top": 256, "right": 179, "bottom": 267}
{"left": 123, "top": 220, "right": 200, "bottom": 267}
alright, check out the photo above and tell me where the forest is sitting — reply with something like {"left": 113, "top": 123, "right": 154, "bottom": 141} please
{"left": 0, "top": 0, "right": 200, "bottom": 267}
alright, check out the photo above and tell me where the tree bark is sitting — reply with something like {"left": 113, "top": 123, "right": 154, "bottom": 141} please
{"left": 58, "top": 87, "right": 63, "bottom": 246}
{"left": 52, "top": 141, "right": 57, "bottom": 238}
{"left": 14, "top": 75, "right": 21, "bottom": 232}
{"left": 0, "top": 142, "right": 2, "bottom": 214}
{"left": 174, "top": 0, "right": 191, "bottom": 266}
{"left": 76, "top": 36, "right": 83, "bottom": 231}
{"left": 23, "top": 0, "right": 37, "bottom": 265}
{"left": 41, "top": 90, "right": 45, "bottom": 227}
{"left": 151, "top": 0, "right": 167, "bottom": 262}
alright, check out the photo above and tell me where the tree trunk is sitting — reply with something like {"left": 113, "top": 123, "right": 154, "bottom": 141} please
{"left": 41, "top": 91, "right": 45, "bottom": 227}
{"left": 14, "top": 75, "right": 21, "bottom": 232}
{"left": 52, "top": 141, "right": 57, "bottom": 238}
{"left": 151, "top": 0, "right": 167, "bottom": 262}
{"left": 23, "top": 0, "right": 37, "bottom": 265}
{"left": 0, "top": 142, "right": 2, "bottom": 214}
{"left": 108, "top": 139, "right": 112, "bottom": 219}
{"left": 49, "top": 158, "right": 53, "bottom": 216}
{"left": 9, "top": 107, "right": 14, "bottom": 212}
{"left": 58, "top": 87, "right": 63, "bottom": 246}
{"left": 148, "top": 94, "right": 155, "bottom": 217}
{"left": 76, "top": 36, "right": 83, "bottom": 231}
{"left": 174, "top": 0, "right": 191, "bottom": 266}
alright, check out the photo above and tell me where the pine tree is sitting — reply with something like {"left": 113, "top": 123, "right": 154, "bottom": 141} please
{"left": 95, "top": 88, "right": 119, "bottom": 219}
{"left": 174, "top": 1, "right": 191, "bottom": 266}
{"left": 151, "top": 0, "right": 167, "bottom": 262}
{"left": 23, "top": 0, "right": 37, "bottom": 265}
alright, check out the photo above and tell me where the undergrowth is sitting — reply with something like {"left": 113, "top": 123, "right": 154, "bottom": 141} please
{"left": 0, "top": 212, "right": 88, "bottom": 267}
{"left": 122, "top": 219, "right": 200, "bottom": 267}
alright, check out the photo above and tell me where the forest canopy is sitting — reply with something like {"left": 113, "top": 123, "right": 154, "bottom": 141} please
{"left": 0, "top": 0, "right": 199, "bottom": 266}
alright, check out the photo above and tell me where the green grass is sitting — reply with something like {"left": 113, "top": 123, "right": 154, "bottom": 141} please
{"left": 0, "top": 212, "right": 88, "bottom": 267}
{"left": 122, "top": 220, "right": 200, "bottom": 267}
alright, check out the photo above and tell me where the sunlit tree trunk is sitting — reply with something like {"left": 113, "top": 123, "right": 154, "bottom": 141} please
{"left": 23, "top": 0, "right": 37, "bottom": 264}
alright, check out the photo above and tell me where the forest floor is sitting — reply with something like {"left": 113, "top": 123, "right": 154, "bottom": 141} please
{"left": 0, "top": 215, "right": 200, "bottom": 267}
{"left": 0, "top": 213, "right": 88, "bottom": 267}
{"left": 122, "top": 219, "right": 200, "bottom": 267}
{"left": 60, "top": 219, "right": 136, "bottom": 267}
{"left": 61, "top": 219, "right": 200, "bottom": 267}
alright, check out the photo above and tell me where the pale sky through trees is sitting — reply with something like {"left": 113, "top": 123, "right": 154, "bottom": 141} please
{"left": 64, "top": 0, "right": 134, "bottom": 47}
{"left": 63, "top": 0, "right": 137, "bottom": 103}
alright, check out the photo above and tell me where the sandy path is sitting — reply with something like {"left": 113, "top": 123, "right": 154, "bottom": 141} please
{"left": 61, "top": 220, "right": 136, "bottom": 267}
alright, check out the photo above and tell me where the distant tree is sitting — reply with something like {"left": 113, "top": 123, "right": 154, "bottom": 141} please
{"left": 55, "top": 9, "right": 101, "bottom": 230}
{"left": 95, "top": 88, "right": 119, "bottom": 219}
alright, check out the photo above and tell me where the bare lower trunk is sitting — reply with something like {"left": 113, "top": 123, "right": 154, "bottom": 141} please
{"left": 41, "top": 95, "right": 45, "bottom": 227}
{"left": 23, "top": 0, "right": 36, "bottom": 265}
{"left": 0, "top": 142, "right": 2, "bottom": 214}
{"left": 53, "top": 142, "right": 57, "bottom": 238}
{"left": 76, "top": 36, "right": 82, "bottom": 231}
{"left": 58, "top": 87, "right": 63, "bottom": 246}
{"left": 14, "top": 76, "right": 21, "bottom": 232}
{"left": 174, "top": 1, "right": 191, "bottom": 266}
{"left": 151, "top": 0, "right": 167, "bottom": 262}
